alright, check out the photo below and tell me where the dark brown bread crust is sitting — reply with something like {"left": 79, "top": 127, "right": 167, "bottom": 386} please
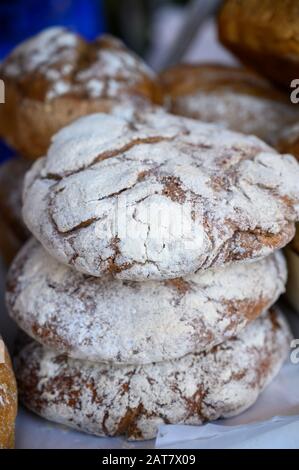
{"left": 218, "top": 0, "right": 299, "bottom": 89}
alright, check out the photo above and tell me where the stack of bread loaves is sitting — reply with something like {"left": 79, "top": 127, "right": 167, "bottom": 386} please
{"left": 6, "top": 99, "right": 299, "bottom": 439}
{"left": 0, "top": 27, "right": 161, "bottom": 265}
{"left": 0, "top": 27, "right": 160, "bottom": 446}
{"left": 2, "top": 23, "right": 299, "bottom": 442}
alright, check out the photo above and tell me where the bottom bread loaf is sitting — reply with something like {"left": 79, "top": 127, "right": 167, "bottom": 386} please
{"left": 15, "top": 308, "right": 291, "bottom": 441}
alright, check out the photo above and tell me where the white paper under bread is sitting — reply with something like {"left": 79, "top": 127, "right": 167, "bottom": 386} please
{"left": 156, "top": 415, "right": 299, "bottom": 449}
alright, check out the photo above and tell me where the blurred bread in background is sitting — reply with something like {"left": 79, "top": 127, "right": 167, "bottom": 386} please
{"left": 0, "top": 27, "right": 162, "bottom": 159}
{"left": 160, "top": 63, "right": 299, "bottom": 145}
{"left": 218, "top": 0, "right": 299, "bottom": 89}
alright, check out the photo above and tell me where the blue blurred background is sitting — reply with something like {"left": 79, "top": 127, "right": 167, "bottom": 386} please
{"left": 0, "top": 0, "right": 106, "bottom": 58}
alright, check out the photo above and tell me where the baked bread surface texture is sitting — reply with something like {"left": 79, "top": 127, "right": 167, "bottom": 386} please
{"left": 160, "top": 63, "right": 299, "bottom": 145}
{"left": 15, "top": 310, "right": 291, "bottom": 440}
{"left": 6, "top": 239, "right": 287, "bottom": 364}
{"left": 0, "top": 27, "right": 162, "bottom": 159}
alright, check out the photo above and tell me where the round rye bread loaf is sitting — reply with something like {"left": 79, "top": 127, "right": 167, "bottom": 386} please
{"left": 160, "top": 63, "right": 299, "bottom": 146}
{"left": 0, "top": 27, "right": 161, "bottom": 159}
{"left": 7, "top": 239, "right": 287, "bottom": 364}
{"left": 22, "top": 106, "right": 299, "bottom": 280}
{"left": 15, "top": 309, "right": 291, "bottom": 440}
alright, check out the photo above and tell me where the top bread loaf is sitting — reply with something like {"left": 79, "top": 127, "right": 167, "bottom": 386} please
{"left": 22, "top": 104, "right": 299, "bottom": 280}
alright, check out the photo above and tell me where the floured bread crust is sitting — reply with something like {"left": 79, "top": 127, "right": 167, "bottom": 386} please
{"left": 0, "top": 27, "right": 161, "bottom": 159}
{"left": 0, "top": 337, "right": 18, "bottom": 448}
{"left": 15, "top": 309, "right": 291, "bottom": 440}
{"left": 22, "top": 107, "right": 299, "bottom": 280}
{"left": 160, "top": 64, "right": 299, "bottom": 146}
{"left": 0, "top": 157, "right": 30, "bottom": 264}
{"left": 7, "top": 239, "right": 287, "bottom": 364}
{"left": 218, "top": 0, "right": 299, "bottom": 89}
